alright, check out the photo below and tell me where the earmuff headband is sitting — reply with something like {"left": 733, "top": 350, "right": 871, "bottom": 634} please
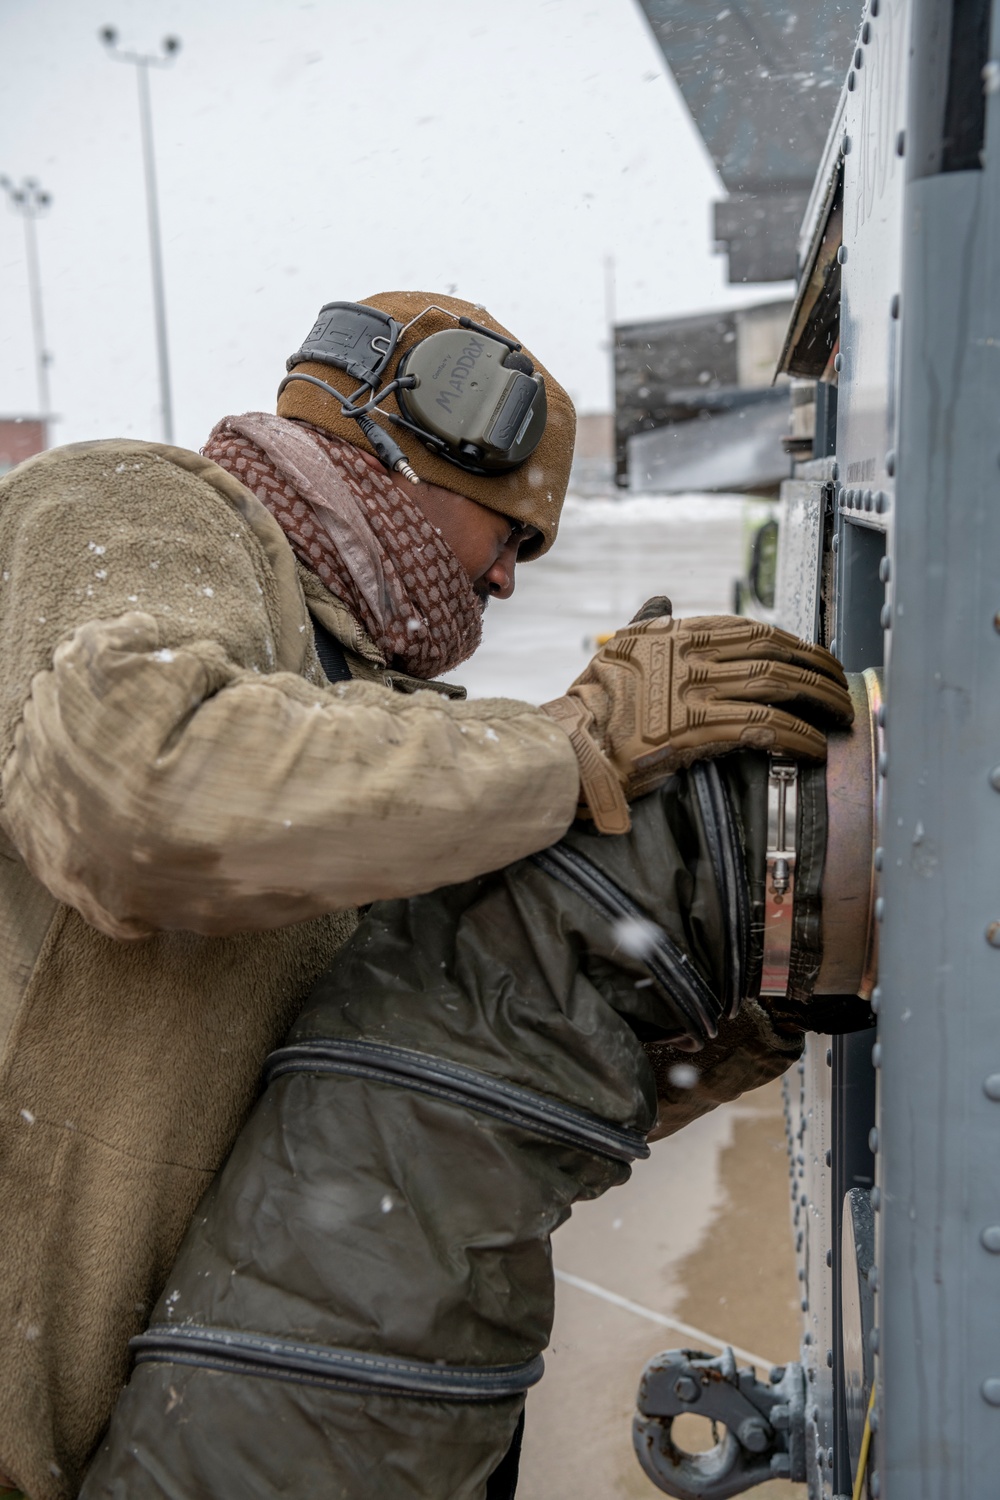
{"left": 282, "top": 301, "right": 548, "bottom": 482}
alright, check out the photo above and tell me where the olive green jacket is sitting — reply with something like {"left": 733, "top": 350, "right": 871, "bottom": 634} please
{"left": 0, "top": 440, "right": 579, "bottom": 1500}
{"left": 81, "top": 760, "right": 805, "bottom": 1500}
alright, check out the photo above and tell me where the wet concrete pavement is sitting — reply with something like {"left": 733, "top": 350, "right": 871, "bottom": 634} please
{"left": 517, "top": 1078, "right": 804, "bottom": 1500}
{"left": 452, "top": 493, "right": 803, "bottom": 1499}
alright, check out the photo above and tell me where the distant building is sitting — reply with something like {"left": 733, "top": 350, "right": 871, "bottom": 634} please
{"left": 569, "top": 412, "right": 614, "bottom": 496}
{"left": 613, "top": 299, "right": 794, "bottom": 495}
{"left": 0, "top": 418, "right": 48, "bottom": 475}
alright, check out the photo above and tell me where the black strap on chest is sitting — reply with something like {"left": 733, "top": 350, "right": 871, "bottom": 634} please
{"left": 312, "top": 619, "right": 352, "bottom": 683}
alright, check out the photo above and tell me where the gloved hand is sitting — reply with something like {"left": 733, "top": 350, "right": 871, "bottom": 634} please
{"left": 543, "top": 598, "right": 853, "bottom": 835}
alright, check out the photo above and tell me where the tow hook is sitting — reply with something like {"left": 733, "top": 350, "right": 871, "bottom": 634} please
{"left": 632, "top": 1347, "right": 806, "bottom": 1498}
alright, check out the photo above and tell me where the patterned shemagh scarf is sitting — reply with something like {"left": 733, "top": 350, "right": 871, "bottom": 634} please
{"left": 202, "top": 413, "right": 484, "bottom": 680}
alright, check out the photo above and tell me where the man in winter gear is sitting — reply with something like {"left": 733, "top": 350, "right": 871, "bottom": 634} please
{"left": 0, "top": 289, "right": 850, "bottom": 1500}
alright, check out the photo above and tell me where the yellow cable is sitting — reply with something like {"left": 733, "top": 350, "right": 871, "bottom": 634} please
{"left": 852, "top": 1383, "right": 877, "bottom": 1500}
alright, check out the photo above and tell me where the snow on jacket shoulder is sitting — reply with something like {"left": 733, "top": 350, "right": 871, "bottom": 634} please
{"left": 0, "top": 440, "right": 580, "bottom": 941}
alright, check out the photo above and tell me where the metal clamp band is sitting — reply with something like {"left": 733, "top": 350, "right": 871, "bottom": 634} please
{"left": 760, "top": 757, "right": 799, "bottom": 998}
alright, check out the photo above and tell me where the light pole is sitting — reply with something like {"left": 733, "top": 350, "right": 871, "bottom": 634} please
{"left": 99, "top": 26, "right": 181, "bottom": 444}
{"left": 603, "top": 251, "right": 617, "bottom": 414}
{"left": 0, "top": 176, "right": 53, "bottom": 417}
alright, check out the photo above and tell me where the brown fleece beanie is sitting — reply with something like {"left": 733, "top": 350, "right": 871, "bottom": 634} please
{"left": 276, "top": 291, "right": 576, "bottom": 559}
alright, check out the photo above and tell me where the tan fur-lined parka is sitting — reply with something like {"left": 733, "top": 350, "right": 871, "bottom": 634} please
{"left": 0, "top": 439, "right": 579, "bottom": 1500}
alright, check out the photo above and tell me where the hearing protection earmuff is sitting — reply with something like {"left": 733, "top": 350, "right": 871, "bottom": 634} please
{"left": 279, "top": 301, "right": 548, "bottom": 485}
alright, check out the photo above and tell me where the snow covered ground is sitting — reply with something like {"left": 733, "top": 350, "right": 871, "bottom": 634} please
{"left": 444, "top": 491, "right": 768, "bottom": 704}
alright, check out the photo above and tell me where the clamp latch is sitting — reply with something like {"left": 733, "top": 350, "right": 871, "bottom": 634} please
{"left": 760, "top": 758, "right": 798, "bottom": 997}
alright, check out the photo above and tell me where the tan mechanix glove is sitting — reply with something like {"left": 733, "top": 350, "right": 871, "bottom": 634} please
{"left": 542, "top": 597, "right": 853, "bottom": 835}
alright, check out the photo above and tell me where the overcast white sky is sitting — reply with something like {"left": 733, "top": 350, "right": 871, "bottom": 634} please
{"left": 0, "top": 0, "right": 788, "bottom": 451}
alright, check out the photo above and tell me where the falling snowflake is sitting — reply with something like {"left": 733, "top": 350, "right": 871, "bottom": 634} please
{"left": 612, "top": 914, "right": 660, "bottom": 960}
{"left": 667, "top": 1063, "right": 699, "bottom": 1091}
